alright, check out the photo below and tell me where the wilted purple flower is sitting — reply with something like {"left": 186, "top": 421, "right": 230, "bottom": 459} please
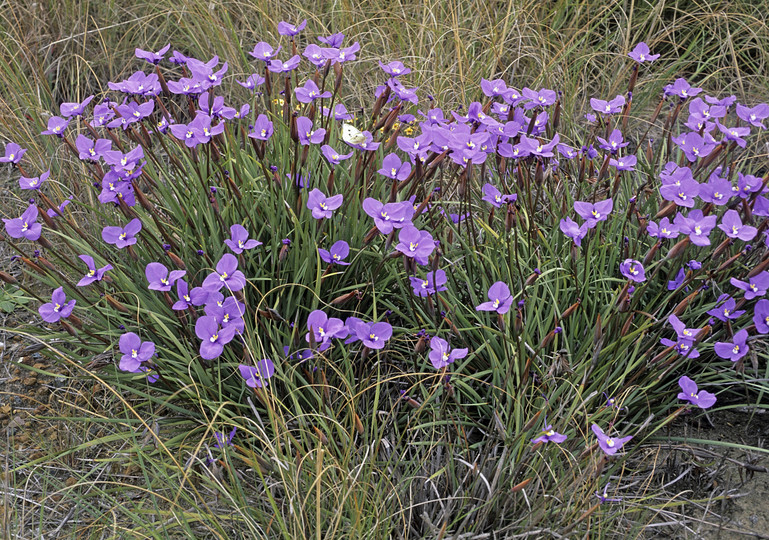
{"left": 591, "top": 424, "right": 632, "bottom": 456}
{"left": 476, "top": 281, "right": 514, "bottom": 314}
{"left": 146, "top": 262, "right": 186, "bottom": 291}
{"left": 18, "top": 170, "right": 49, "bottom": 191}
{"left": 355, "top": 321, "right": 393, "bottom": 349}
{"left": 118, "top": 332, "right": 155, "bottom": 373}
{"left": 135, "top": 44, "right": 170, "bottom": 64}
{"left": 378, "top": 153, "right": 412, "bottom": 181}
{"left": 213, "top": 426, "right": 237, "bottom": 449}
{"left": 100, "top": 216, "right": 141, "bottom": 248}
{"left": 224, "top": 224, "right": 262, "bottom": 254}
{"left": 531, "top": 423, "right": 568, "bottom": 444}
{"left": 595, "top": 483, "right": 623, "bottom": 504}
{"left": 362, "top": 198, "right": 415, "bottom": 234}
{"left": 0, "top": 142, "right": 26, "bottom": 164}
{"left": 41, "top": 116, "right": 69, "bottom": 136}
{"left": 249, "top": 114, "right": 274, "bottom": 141}
{"left": 202, "top": 254, "right": 246, "bottom": 292}
{"left": 707, "top": 295, "right": 745, "bottom": 322}
{"left": 574, "top": 198, "right": 613, "bottom": 228}
{"left": 428, "top": 336, "right": 468, "bottom": 369}
{"left": 628, "top": 42, "right": 660, "bottom": 63}
{"left": 714, "top": 329, "right": 749, "bottom": 362}
{"left": 60, "top": 95, "right": 94, "bottom": 118}
{"left": 665, "top": 78, "right": 702, "bottom": 99}
{"left": 736, "top": 103, "right": 769, "bottom": 129}
{"left": 307, "top": 188, "right": 343, "bottom": 219}
{"left": 410, "top": 269, "right": 448, "bottom": 297}
{"left": 249, "top": 42, "right": 281, "bottom": 62}
{"left": 3, "top": 204, "right": 42, "bottom": 241}
{"left": 590, "top": 94, "right": 626, "bottom": 115}
{"left": 296, "top": 116, "right": 326, "bottom": 145}
{"left": 196, "top": 316, "right": 237, "bottom": 360}
{"left": 319, "top": 240, "right": 351, "bottom": 265}
{"left": 718, "top": 210, "right": 757, "bottom": 241}
{"left": 238, "top": 359, "right": 275, "bottom": 388}
{"left": 677, "top": 376, "right": 717, "bottom": 409}
{"left": 295, "top": 80, "right": 331, "bottom": 103}
{"left": 730, "top": 271, "right": 769, "bottom": 300}
{"left": 620, "top": 259, "right": 645, "bottom": 282}
{"left": 673, "top": 210, "right": 717, "bottom": 246}
{"left": 396, "top": 225, "right": 435, "bottom": 265}
{"left": 278, "top": 19, "right": 307, "bottom": 36}
{"left": 38, "top": 287, "right": 76, "bottom": 323}
{"left": 321, "top": 144, "right": 353, "bottom": 165}
{"left": 560, "top": 217, "right": 588, "bottom": 247}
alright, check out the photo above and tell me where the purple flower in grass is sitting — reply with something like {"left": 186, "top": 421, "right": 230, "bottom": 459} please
{"left": 205, "top": 296, "right": 246, "bottom": 334}
{"left": 102, "top": 218, "right": 142, "bottom": 249}
{"left": 396, "top": 225, "right": 435, "bottom": 266}
{"left": 202, "top": 254, "right": 246, "bottom": 292}
{"left": 481, "top": 183, "right": 516, "bottom": 207}
{"left": 196, "top": 316, "right": 237, "bottom": 360}
{"left": 665, "top": 78, "right": 702, "bottom": 99}
{"left": 736, "top": 103, "right": 769, "bottom": 129}
{"left": 381, "top": 60, "right": 411, "bottom": 77}
{"left": 647, "top": 217, "right": 679, "bottom": 239}
{"left": 736, "top": 173, "right": 763, "bottom": 199}
{"left": 716, "top": 122, "right": 750, "bottom": 148}
{"left": 278, "top": 20, "right": 307, "bottom": 36}
{"left": 321, "top": 144, "right": 353, "bottom": 165}
{"left": 304, "top": 44, "right": 330, "bottom": 67}
{"left": 356, "top": 321, "right": 393, "bottom": 350}
{"left": 620, "top": 259, "right": 645, "bottom": 282}
{"left": 560, "top": 217, "right": 588, "bottom": 247}
{"left": 668, "top": 314, "right": 701, "bottom": 342}
{"left": 238, "top": 359, "right": 275, "bottom": 388}
{"left": 428, "top": 336, "right": 468, "bottom": 369}
{"left": 595, "top": 483, "right": 623, "bottom": 504}
{"left": 476, "top": 281, "right": 514, "bottom": 314}
{"left": 730, "top": 271, "right": 769, "bottom": 300}
{"left": 41, "top": 116, "right": 69, "bottom": 136}
{"left": 75, "top": 135, "right": 111, "bottom": 162}
{"left": 306, "top": 310, "right": 348, "bottom": 348}
{"left": 596, "top": 130, "right": 628, "bottom": 154}
{"left": 609, "top": 155, "right": 636, "bottom": 171}
{"left": 172, "top": 280, "right": 193, "bottom": 311}
{"left": 267, "top": 55, "right": 301, "bottom": 73}
{"left": 0, "top": 142, "right": 26, "bottom": 164}
{"left": 60, "top": 95, "right": 94, "bottom": 118}
{"left": 318, "top": 33, "right": 345, "bottom": 47}
{"left": 249, "top": 42, "right": 281, "bottom": 62}
{"left": 677, "top": 376, "right": 717, "bottom": 409}
{"left": 319, "top": 240, "right": 351, "bottom": 265}
{"left": 213, "top": 426, "right": 237, "bottom": 449}
{"left": 671, "top": 131, "right": 716, "bottom": 162}
{"left": 92, "top": 103, "right": 115, "bottom": 127}
{"left": 591, "top": 424, "right": 632, "bottom": 456}
{"left": 76, "top": 255, "right": 112, "bottom": 287}
{"left": 296, "top": 116, "right": 326, "bottom": 145}
{"left": 699, "top": 175, "right": 733, "bottom": 205}
{"left": 574, "top": 198, "right": 613, "bottom": 228}
{"left": 146, "top": 262, "right": 186, "bottom": 291}
{"left": 362, "top": 198, "right": 415, "bottom": 234}
{"left": 18, "top": 170, "right": 49, "bottom": 191}
{"left": 667, "top": 268, "right": 686, "bottom": 291}
{"left": 135, "top": 44, "right": 170, "bottom": 64}
{"left": 718, "top": 210, "right": 757, "bottom": 241}
{"left": 707, "top": 295, "right": 745, "bottom": 322}
{"left": 224, "top": 224, "right": 262, "bottom": 254}
{"left": 628, "top": 42, "right": 660, "bottom": 63}
{"left": 4, "top": 204, "right": 42, "bottom": 241}
{"left": 118, "top": 332, "right": 155, "bottom": 373}
{"left": 248, "top": 114, "right": 274, "bottom": 141}
{"left": 674, "top": 210, "right": 717, "bottom": 246}
{"left": 307, "top": 188, "right": 343, "bottom": 219}
{"left": 378, "top": 153, "right": 412, "bottom": 181}
{"left": 590, "top": 95, "right": 626, "bottom": 115}
{"left": 531, "top": 422, "right": 567, "bottom": 444}
{"left": 714, "top": 329, "right": 749, "bottom": 362}
{"left": 753, "top": 299, "right": 769, "bottom": 334}
{"left": 38, "top": 287, "right": 76, "bottom": 323}
{"left": 659, "top": 337, "right": 700, "bottom": 358}
{"left": 237, "top": 73, "right": 265, "bottom": 91}
{"left": 410, "top": 269, "right": 448, "bottom": 297}
{"left": 295, "top": 80, "right": 331, "bottom": 103}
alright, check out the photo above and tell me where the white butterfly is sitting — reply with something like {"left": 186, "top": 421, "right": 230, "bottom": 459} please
{"left": 342, "top": 123, "right": 367, "bottom": 145}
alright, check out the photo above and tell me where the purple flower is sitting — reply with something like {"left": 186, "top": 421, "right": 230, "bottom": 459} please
{"left": 665, "top": 78, "right": 702, "bottom": 99}
{"left": 677, "top": 376, "right": 717, "bottom": 409}
{"left": 196, "top": 315, "right": 237, "bottom": 360}
{"left": 362, "top": 198, "right": 414, "bottom": 234}
{"left": 306, "top": 310, "right": 348, "bottom": 347}
{"left": 41, "top": 116, "right": 69, "bottom": 136}
{"left": 753, "top": 299, "right": 769, "bottom": 334}
{"left": 521, "top": 87, "right": 557, "bottom": 109}
{"left": 318, "top": 240, "right": 351, "bottom": 265}
{"left": 699, "top": 174, "right": 733, "bottom": 205}
{"left": 590, "top": 94, "right": 626, "bottom": 115}
{"left": 278, "top": 19, "right": 307, "bottom": 36}
{"left": 76, "top": 255, "right": 112, "bottom": 287}
{"left": 730, "top": 271, "right": 769, "bottom": 300}
{"left": 135, "top": 44, "right": 170, "bottom": 64}
{"left": 118, "top": 332, "right": 155, "bottom": 373}
{"left": 428, "top": 336, "right": 468, "bottom": 369}
{"left": 714, "top": 329, "right": 749, "bottom": 362}
{"left": 628, "top": 42, "right": 660, "bottom": 63}
{"left": 38, "top": 287, "right": 76, "bottom": 323}
{"left": 559, "top": 217, "right": 588, "bottom": 247}
{"left": 574, "top": 198, "right": 613, "bottom": 228}
{"left": 318, "top": 33, "right": 345, "bottom": 47}
{"left": 620, "top": 259, "right": 646, "bottom": 282}
{"left": 378, "top": 153, "right": 412, "bottom": 181}
{"left": 410, "top": 269, "right": 448, "bottom": 297}
{"left": 172, "top": 280, "right": 194, "bottom": 311}
{"left": 707, "top": 295, "right": 745, "bottom": 322}
{"left": 102, "top": 218, "right": 142, "bottom": 249}
{"left": 481, "top": 183, "right": 517, "bottom": 208}
{"left": 718, "top": 210, "right": 757, "bottom": 241}
{"left": 249, "top": 42, "right": 281, "bottom": 62}
{"left": 380, "top": 60, "right": 411, "bottom": 77}
{"left": 237, "top": 73, "right": 265, "bottom": 91}
{"left": 667, "top": 268, "right": 686, "bottom": 291}
{"left": 295, "top": 80, "right": 331, "bottom": 103}
{"left": 736, "top": 103, "right": 769, "bottom": 129}
{"left": 296, "top": 116, "right": 326, "bottom": 145}
{"left": 267, "top": 55, "right": 301, "bottom": 73}
{"left": 213, "top": 426, "right": 237, "bottom": 449}
{"left": 238, "top": 359, "right": 276, "bottom": 388}
{"left": 355, "top": 321, "right": 393, "bottom": 349}
{"left": 476, "top": 281, "right": 514, "bottom": 314}
{"left": 248, "top": 114, "right": 274, "bottom": 141}
{"left": 659, "top": 337, "right": 700, "bottom": 358}
{"left": 0, "top": 142, "right": 26, "bottom": 164}
{"left": 531, "top": 424, "right": 568, "bottom": 444}
{"left": 75, "top": 135, "right": 111, "bottom": 161}
{"left": 3, "top": 204, "right": 42, "bottom": 241}
{"left": 668, "top": 314, "right": 700, "bottom": 342}
{"left": 595, "top": 483, "right": 623, "bottom": 504}
{"left": 716, "top": 121, "right": 750, "bottom": 148}
{"left": 320, "top": 144, "right": 353, "bottom": 165}
{"left": 307, "top": 188, "right": 343, "bottom": 219}
{"left": 671, "top": 131, "right": 716, "bottom": 162}
{"left": 647, "top": 217, "right": 679, "bottom": 239}
{"left": 673, "top": 210, "right": 717, "bottom": 246}
{"left": 205, "top": 296, "right": 246, "bottom": 334}
{"left": 596, "top": 130, "right": 628, "bottom": 154}
{"left": 224, "top": 224, "right": 262, "bottom": 254}
{"left": 146, "top": 262, "right": 186, "bottom": 291}
{"left": 322, "top": 103, "right": 353, "bottom": 120}
{"left": 395, "top": 225, "right": 436, "bottom": 265}
{"left": 736, "top": 172, "right": 763, "bottom": 199}
{"left": 609, "top": 155, "right": 636, "bottom": 171}
{"left": 591, "top": 424, "right": 632, "bottom": 456}
{"left": 202, "top": 254, "right": 246, "bottom": 292}
{"left": 60, "top": 95, "right": 94, "bottom": 118}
